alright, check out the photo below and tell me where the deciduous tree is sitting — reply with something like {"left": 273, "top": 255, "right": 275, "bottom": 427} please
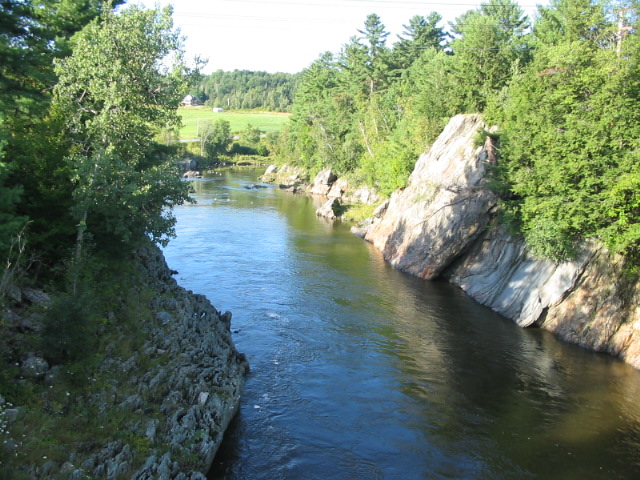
{"left": 53, "top": 5, "right": 193, "bottom": 269}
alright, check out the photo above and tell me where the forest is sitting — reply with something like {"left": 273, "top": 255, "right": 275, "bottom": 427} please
{"left": 279, "top": 0, "right": 640, "bottom": 265}
{"left": 194, "top": 69, "right": 298, "bottom": 111}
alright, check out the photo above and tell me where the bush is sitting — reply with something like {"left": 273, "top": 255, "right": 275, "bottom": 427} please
{"left": 41, "top": 291, "right": 98, "bottom": 364}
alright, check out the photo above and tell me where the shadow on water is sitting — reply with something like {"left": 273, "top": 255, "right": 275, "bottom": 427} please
{"left": 163, "top": 168, "right": 640, "bottom": 480}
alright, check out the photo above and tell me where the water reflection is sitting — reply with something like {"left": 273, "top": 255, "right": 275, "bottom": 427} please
{"left": 163, "top": 168, "right": 640, "bottom": 480}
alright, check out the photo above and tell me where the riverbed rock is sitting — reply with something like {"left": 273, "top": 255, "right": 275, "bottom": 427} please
{"left": 444, "top": 225, "right": 595, "bottom": 327}
{"left": 309, "top": 168, "right": 338, "bottom": 196}
{"left": 262, "top": 164, "right": 380, "bottom": 208}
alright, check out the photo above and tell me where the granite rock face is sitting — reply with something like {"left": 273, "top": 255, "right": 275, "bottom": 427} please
{"left": 359, "top": 114, "right": 640, "bottom": 369}
{"left": 361, "top": 114, "right": 497, "bottom": 279}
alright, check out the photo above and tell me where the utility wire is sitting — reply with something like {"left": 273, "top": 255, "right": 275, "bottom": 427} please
{"left": 211, "top": 0, "right": 542, "bottom": 8}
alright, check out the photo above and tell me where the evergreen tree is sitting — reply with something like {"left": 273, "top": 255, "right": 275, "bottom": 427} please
{"left": 486, "top": 1, "right": 640, "bottom": 261}
{"left": 449, "top": 0, "right": 532, "bottom": 112}
{"left": 393, "top": 13, "right": 448, "bottom": 71}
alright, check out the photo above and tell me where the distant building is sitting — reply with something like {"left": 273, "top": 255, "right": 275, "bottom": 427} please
{"left": 212, "top": 107, "right": 225, "bottom": 113}
{"left": 181, "top": 94, "right": 201, "bottom": 106}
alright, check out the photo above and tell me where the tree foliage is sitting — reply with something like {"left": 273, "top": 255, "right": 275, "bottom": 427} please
{"left": 0, "top": 0, "right": 125, "bottom": 260}
{"left": 201, "top": 120, "right": 232, "bottom": 160}
{"left": 196, "top": 69, "right": 298, "bottom": 112}
{"left": 487, "top": 3, "right": 640, "bottom": 261}
{"left": 53, "top": 5, "right": 193, "bottom": 255}
{"left": 279, "top": 0, "right": 640, "bottom": 268}
{"left": 0, "top": 1, "right": 196, "bottom": 277}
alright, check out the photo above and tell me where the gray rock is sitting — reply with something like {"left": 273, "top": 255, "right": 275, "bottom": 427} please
{"left": 5, "top": 284, "right": 21, "bottom": 303}
{"left": 363, "top": 114, "right": 496, "bottom": 280}
{"left": 20, "top": 356, "right": 49, "bottom": 379}
{"left": 316, "top": 198, "right": 342, "bottom": 220}
{"left": 4, "top": 408, "right": 22, "bottom": 422}
{"left": 119, "top": 394, "right": 143, "bottom": 411}
{"left": 308, "top": 168, "right": 337, "bottom": 195}
{"left": 44, "top": 365, "right": 62, "bottom": 386}
{"left": 446, "top": 226, "right": 593, "bottom": 327}
{"left": 21, "top": 288, "right": 51, "bottom": 306}
{"left": 145, "top": 419, "right": 159, "bottom": 441}
{"left": 156, "top": 311, "right": 173, "bottom": 325}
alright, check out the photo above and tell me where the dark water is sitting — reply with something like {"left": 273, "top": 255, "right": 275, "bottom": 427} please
{"left": 162, "top": 168, "right": 640, "bottom": 480}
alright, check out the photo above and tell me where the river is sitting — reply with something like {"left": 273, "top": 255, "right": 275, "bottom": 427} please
{"left": 162, "top": 168, "right": 640, "bottom": 480}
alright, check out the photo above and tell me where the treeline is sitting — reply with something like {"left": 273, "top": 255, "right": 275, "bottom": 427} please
{"left": 278, "top": 0, "right": 640, "bottom": 265}
{"left": 194, "top": 70, "right": 298, "bottom": 111}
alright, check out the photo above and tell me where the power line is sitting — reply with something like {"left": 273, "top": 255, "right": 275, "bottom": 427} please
{"left": 211, "top": 0, "right": 542, "bottom": 7}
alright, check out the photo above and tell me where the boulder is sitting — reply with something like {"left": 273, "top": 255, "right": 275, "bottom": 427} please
{"left": 20, "top": 356, "right": 49, "bottom": 379}
{"left": 316, "top": 198, "right": 342, "bottom": 220}
{"left": 445, "top": 225, "right": 594, "bottom": 327}
{"left": 22, "top": 288, "right": 50, "bottom": 306}
{"left": 308, "top": 168, "right": 337, "bottom": 195}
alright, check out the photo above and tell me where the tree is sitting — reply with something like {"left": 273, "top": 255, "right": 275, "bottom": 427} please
{"left": 0, "top": 0, "right": 124, "bottom": 261}
{"left": 393, "top": 13, "right": 448, "bottom": 71}
{"left": 357, "top": 13, "right": 392, "bottom": 94}
{"left": 534, "top": 0, "right": 610, "bottom": 47}
{"left": 449, "top": 0, "right": 532, "bottom": 112}
{"left": 201, "top": 120, "right": 232, "bottom": 160}
{"left": 53, "top": 5, "right": 193, "bottom": 269}
{"left": 0, "top": 148, "right": 24, "bottom": 257}
{"left": 242, "top": 123, "right": 262, "bottom": 145}
{"left": 486, "top": 0, "right": 640, "bottom": 262}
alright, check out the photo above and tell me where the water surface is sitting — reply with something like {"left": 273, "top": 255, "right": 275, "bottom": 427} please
{"left": 162, "top": 168, "right": 640, "bottom": 480}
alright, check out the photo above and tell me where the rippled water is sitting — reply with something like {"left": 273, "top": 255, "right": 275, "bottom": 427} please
{"left": 162, "top": 168, "right": 640, "bottom": 480}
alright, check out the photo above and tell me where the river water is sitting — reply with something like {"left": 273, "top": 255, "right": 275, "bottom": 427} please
{"left": 162, "top": 168, "right": 640, "bottom": 480}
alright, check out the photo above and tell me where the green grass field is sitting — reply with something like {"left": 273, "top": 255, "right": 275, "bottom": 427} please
{"left": 178, "top": 107, "right": 290, "bottom": 139}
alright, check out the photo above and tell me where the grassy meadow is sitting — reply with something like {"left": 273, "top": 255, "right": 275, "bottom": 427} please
{"left": 178, "top": 107, "right": 290, "bottom": 139}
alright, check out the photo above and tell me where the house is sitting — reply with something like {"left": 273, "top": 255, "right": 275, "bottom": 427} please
{"left": 181, "top": 94, "right": 201, "bottom": 106}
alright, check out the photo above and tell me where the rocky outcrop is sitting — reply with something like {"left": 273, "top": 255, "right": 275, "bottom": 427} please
{"left": 262, "top": 165, "right": 381, "bottom": 206}
{"left": 260, "top": 164, "right": 308, "bottom": 191}
{"left": 360, "top": 114, "right": 497, "bottom": 279}
{"left": 316, "top": 198, "right": 343, "bottom": 220}
{"left": 358, "top": 113, "right": 640, "bottom": 369}
{"left": 0, "top": 245, "right": 248, "bottom": 479}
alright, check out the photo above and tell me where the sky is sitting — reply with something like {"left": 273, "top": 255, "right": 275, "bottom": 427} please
{"left": 132, "top": 0, "right": 549, "bottom": 74}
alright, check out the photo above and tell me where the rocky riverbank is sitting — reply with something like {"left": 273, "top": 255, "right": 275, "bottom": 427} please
{"left": 354, "top": 114, "right": 640, "bottom": 369}
{"left": 261, "top": 115, "right": 640, "bottom": 370}
{"left": 0, "top": 245, "right": 248, "bottom": 479}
